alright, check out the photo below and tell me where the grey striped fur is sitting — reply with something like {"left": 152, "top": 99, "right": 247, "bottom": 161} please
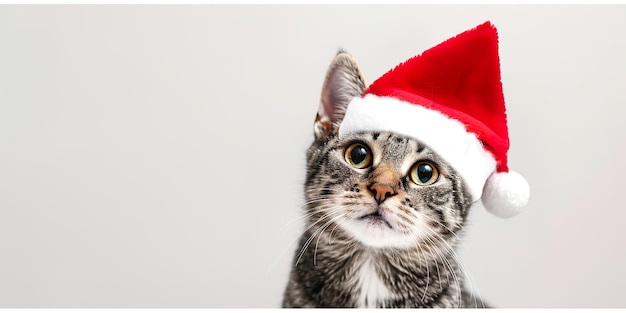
{"left": 282, "top": 51, "right": 488, "bottom": 308}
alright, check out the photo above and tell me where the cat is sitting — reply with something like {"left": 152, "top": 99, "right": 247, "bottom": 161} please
{"left": 281, "top": 51, "right": 488, "bottom": 308}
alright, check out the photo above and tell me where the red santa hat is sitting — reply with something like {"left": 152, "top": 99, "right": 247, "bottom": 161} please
{"left": 338, "top": 21, "right": 530, "bottom": 218}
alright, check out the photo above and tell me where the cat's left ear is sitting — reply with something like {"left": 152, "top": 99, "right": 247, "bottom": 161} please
{"left": 314, "top": 51, "right": 367, "bottom": 139}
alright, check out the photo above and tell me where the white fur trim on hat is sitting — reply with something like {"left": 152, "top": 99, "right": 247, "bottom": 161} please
{"left": 481, "top": 170, "right": 530, "bottom": 218}
{"left": 338, "top": 94, "right": 497, "bottom": 202}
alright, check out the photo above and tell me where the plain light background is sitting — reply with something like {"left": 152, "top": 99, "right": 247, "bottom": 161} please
{"left": 1, "top": 4, "right": 625, "bottom": 308}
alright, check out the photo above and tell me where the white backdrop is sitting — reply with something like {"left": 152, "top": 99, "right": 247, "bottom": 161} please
{"left": 1, "top": 5, "right": 625, "bottom": 308}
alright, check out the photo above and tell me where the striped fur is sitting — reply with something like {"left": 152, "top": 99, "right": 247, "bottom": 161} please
{"left": 282, "top": 52, "right": 488, "bottom": 308}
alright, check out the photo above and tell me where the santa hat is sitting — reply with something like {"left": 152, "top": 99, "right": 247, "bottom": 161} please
{"left": 338, "top": 21, "right": 530, "bottom": 218}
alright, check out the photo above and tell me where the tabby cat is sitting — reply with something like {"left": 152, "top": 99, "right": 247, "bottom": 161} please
{"left": 281, "top": 51, "right": 488, "bottom": 308}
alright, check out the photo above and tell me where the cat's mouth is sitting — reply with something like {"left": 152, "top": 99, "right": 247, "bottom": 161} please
{"left": 358, "top": 210, "right": 392, "bottom": 229}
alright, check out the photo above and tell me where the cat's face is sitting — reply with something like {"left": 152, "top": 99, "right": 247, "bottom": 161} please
{"left": 305, "top": 131, "right": 471, "bottom": 249}
{"left": 305, "top": 51, "right": 472, "bottom": 250}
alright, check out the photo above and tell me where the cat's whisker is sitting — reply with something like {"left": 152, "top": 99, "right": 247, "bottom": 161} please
{"left": 423, "top": 234, "right": 461, "bottom": 307}
{"left": 298, "top": 204, "right": 345, "bottom": 232}
{"left": 280, "top": 212, "right": 325, "bottom": 238}
{"left": 418, "top": 212, "right": 469, "bottom": 250}
{"left": 406, "top": 232, "right": 430, "bottom": 303}
{"left": 313, "top": 213, "right": 348, "bottom": 265}
{"left": 279, "top": 196, "right": 337, "bottom": 233}
{"left": 267, "top": 203, "right": 345, "bottom": 276}
{"left": 418, "top": 222, "right": 481, "bottom": 308}
{"left": 279, "top": 210, "right": 318, "bottom": 233}
{"left": 404, "top": 227, "right": 428, "bottom": 277}
{"left": 295, "top": 205, "right": 350, "bottom": 266}
{"left": 394, "top": 207, "right": 464, "bottom": 306}
{"left": 268, "top": 205, "right": 348, "bottom": 277}
{"left": 418, "top": 214, "right": 485, "bottom": 308}
{"left": 327, "top": 217, "right": 345, "bottom": 245}
{"left": 413, "top": 229, "right": 458, "bottom": 295}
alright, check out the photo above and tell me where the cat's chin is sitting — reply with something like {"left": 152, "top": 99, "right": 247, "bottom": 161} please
{"left": 340, "top": 216, "right": 419, "bottom": 249}
{"left": 357, "top": 211, "right": 392, "bottom": 228}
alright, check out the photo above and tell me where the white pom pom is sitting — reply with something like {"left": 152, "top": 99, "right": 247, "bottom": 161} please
{"left": 481, "top": 170, "right": 530, "bottom": 218}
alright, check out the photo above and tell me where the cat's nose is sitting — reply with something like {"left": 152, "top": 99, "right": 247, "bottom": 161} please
{"left": 369, "top": 183, "right": 397, "bottom": 204}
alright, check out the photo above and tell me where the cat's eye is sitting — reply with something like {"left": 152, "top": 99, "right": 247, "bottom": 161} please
{"left": 410, "top": 161, "right": 439, "bottom": 186}
{"left": 344, "top": 143, "right": 372, "bottom": 169}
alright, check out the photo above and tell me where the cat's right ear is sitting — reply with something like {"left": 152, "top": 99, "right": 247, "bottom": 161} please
{"left": 314, "top": 51, "right": 367, "bottom": 140}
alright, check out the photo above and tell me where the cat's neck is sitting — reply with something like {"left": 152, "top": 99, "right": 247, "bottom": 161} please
{"left": 290, "top": 227, "right": 468, "bottom": 308}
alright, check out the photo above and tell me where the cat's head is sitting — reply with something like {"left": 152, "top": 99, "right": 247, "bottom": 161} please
{"left": 305, "top": 51, "right": 473, "bottom": 249}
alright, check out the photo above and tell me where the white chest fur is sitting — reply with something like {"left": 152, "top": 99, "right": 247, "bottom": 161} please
{"left": 355, "top": 256, "right": 391, "bottom": 308}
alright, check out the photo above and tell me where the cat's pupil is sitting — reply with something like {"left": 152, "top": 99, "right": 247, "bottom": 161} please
{"left": 350, "top": 146, "right": 368, "bottom": 165}
{"left": 417, "top": 164, "right": 433, "bottom": 183}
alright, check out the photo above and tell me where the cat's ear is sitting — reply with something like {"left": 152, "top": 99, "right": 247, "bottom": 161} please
{"left": 314, "top": 51, "right": 367, "bottom": 139}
